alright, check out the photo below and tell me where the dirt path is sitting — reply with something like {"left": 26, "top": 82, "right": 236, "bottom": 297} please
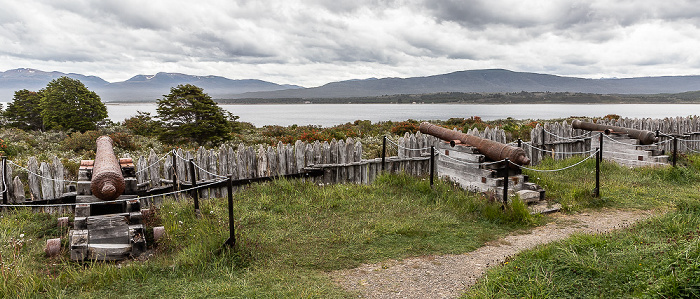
{"left": 330, "top": 209, "right": 657, "bottom": 299}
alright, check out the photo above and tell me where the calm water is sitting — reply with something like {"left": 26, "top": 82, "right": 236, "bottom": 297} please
{"left": 104, "top": 103, "right": 700, "bottom": 127}
{"left": 3, "top": 102, "right": 699, "bottom": 127}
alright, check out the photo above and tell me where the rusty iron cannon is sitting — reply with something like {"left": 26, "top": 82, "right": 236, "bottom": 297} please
{"left": 90, "top": 136, "right": 126, "bottom": 201}
{"left": 571, "top": 120, "right": 658, "bottom": 145}
{"left": 419, "top": 122, "right": 530, "bottom": 165}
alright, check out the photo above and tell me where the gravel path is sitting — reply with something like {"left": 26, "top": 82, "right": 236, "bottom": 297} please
{"left": 331, "top": 209, "right": 656, "bottom": 299}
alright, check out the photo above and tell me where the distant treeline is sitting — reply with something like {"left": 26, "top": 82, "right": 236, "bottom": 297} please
{"left": 216, "top": 91, "right": 700, "bottom": 104}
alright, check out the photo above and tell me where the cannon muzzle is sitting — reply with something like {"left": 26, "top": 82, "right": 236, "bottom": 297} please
{"left": 91, "top": 136, "right": 126, "bottom": 201}
{"left": 572, "top": 120, "right": 658, "bottom": 145}
{"left": 419, "top": 122, "right": 530, "bottom": 165}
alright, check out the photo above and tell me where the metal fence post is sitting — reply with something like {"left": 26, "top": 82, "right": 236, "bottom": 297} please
{"left": 189, "top": 159, "right": 199, "bottom": 212}
{"left": 517, "top": 138, "right": 522, "bottom": 148}
{"left": 594, "top": 147, "right": 600, "bottom": 198}
{"left": 172, "top": 151, "right": 178, "bottom": 196}
{"left": 224, "top": 176, "right": 235, "bottom": 247}
{"left": 381, "top": 136, "right": 386, "bottom": 171}
{"left": 503, "top": 158, "right": 509, "bottom": 204}
{"left": 429, "top": 146, "right": 435, "bottom": 188}
{"left": 599, "top": 132, "right": 604, "bottom": 161}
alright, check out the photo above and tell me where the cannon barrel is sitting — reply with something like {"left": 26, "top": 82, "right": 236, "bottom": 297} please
{"left": 571, "top": 120, "right": 658, "bottom": 145}
{"left": 419, "top": 122, "right": 530, "bottom": 165}
{"left": 91, "top": 136, "right": 125, "bottom": 201}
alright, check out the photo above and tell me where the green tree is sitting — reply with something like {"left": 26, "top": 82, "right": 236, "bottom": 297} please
{"left": 4, "top": 89, "right": 44, "bottom": 130}
{"left": 156, "top": 84, "right": 236, "bottom": 145}
{"left": 39, "top": 76, "right": 108, "bottom": 132}
{"left": 123, "top": 111, "right": 162, "bottom": 136}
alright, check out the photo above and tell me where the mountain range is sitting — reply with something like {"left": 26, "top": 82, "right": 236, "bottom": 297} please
{"left": 0, "top": 68, "right": 301, "bottom": 102}
{"left": 2, "top": 68, "right": 700, "bottom": 102}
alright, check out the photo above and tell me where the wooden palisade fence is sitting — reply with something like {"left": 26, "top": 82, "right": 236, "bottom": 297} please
{"left": 4, "top": 116, "right": 699, "bottom": 211}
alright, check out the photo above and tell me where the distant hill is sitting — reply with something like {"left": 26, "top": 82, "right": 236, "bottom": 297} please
{"left": 3, "top": 68, "right": 700, "bottom": 103}
{"left": 234, "top": 69, "right": 700, "bottom": 99}
{"left": 0, "top": 69, "right": 301, "bottom": 102}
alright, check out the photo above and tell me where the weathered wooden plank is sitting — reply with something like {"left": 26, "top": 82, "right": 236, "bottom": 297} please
{"left": 148, "top": 150, "right": 161, "bottom": 188}
{"left": 257, "top": 145, "right": 268, "bottom": 178}
{"left": 176, "top": 148, "right": 187, "bottom": 184}
{"left": 4, "top": 160, "right": 14, "bottom": 202}
{"left": 294, "top": 140, "right": 304, "bottom": 173}
{"left": 28, "top": 157, "right": 41, "bottom": 201}
{"left": 277, "top": 142, "right": 287, "bottom": 176}
{"left": 39, "top": 162, "right": 54, "bottom": 200}
{"left": 228, "top": 146, "right": 237, "bottom": 180}
{"left": 286, "top": 145, "right": 295, "bottom": 175}
{"left": 12, "top": 176, "right": 24, "bottom": 203}
{"left": 267, "top": 146, "right": 278, "bottom": 177}
{"left": 52, "top": 156, "right": 64, "bottom": 197}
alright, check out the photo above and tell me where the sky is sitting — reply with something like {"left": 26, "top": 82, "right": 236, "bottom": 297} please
{"left": 2, "top": 0, "right": 700, "bottom": 87}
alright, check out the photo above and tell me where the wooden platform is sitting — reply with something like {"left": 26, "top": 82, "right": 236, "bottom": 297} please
{"left": 69, "top": 196, "right": 146, "bottom": 262}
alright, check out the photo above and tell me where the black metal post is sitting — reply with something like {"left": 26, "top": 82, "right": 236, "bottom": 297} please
{"left": 189, "top": 159, "right": 199, "bottom": 212}
{"left": 224, "top": 176, "right": 235, "bottom": 247}
{"left": 2, "top": 156, "right": 7, "bottom": 205}
{"left": 172, "top": 151, "right": 178, "bottom": 195}
{"left": 594, "top": 147, "right": 600, "bottom": 198}
{"left": 381, "top": 136, "right": 386, "bottom": 171}
{"left": 673, "top": 136, "right": 677, "bottom": 167}
{"left": 429, "top": 146, "right": 435, "bottom": 188}
{"left": 503, "top": 158, "right": 509, "bottom": 204}
{"left": 517, "top": 138, "right": 522, "bottom": 148}
{"left": 599, "top": 132, "right": 604, "bottom": 162}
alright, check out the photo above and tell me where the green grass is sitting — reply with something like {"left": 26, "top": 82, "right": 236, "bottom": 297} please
{"left": 461, "top": 154, "right": 700, "bottom": 298}
{"left": 527, "top": 154, "right": 700, "bottom": 211}
{"left": 462, "top": 199, "right": 700, "bottom": 298}
{"left": 5, "top": 153, "right": 700, "bottom": 298}
{"left": 0, "top": 173, "right": 536, "bottom": 298}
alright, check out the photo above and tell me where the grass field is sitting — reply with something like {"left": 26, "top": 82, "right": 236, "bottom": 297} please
{"left": 1, "top": 154, "right": 699, "bottom": 298}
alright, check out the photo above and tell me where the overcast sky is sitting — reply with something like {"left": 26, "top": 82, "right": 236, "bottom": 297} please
{"left": 2, "top": 0, "right": 700, "bottom": 87}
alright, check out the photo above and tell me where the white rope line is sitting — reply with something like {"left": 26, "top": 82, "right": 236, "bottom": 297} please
{"left": 137, "top": 178, "right": 227, "bottom": 201}
{"left": 521, "top": 142, "right": 597, "bottom": 155}
{"left": 191, "top": 161, "right": 228, "bottom": 179}
{"left": 602, "top": 134, "right": 646, "bottom": 147}
{"left": 7, "top": 160, "right": 78, "bottom": 184}
{"left": 542, "top": 128, "right": 594, "bottom": 141}
{"left": 513, "top": 150, "right": 598, "bottom": 172}
{"left": 439, "top": 152, "right": 506, "bottom": 166}
{"left": 679, "top": 139, "right": 700, "bottom": 143}
{"left": 135, "top": 152, "right": 171, "bottom": 175}
{"left": 386, "top": 138, "right": 434, "bottom": 152}
{"left": 0, "top": 178, "right": 6, "bottom": 194}
{"left": 0, "top": 178, "right": 229, "bottom": 208}
{"left": 605, "top": 155, "right": 667, "bottom": 166}
{"left": 655, "top": 139, "right": 673, "bottom": 145}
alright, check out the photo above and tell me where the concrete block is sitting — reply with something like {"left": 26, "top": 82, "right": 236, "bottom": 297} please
{"left": 516, "top": 190, "right": 541, "bottom": 204}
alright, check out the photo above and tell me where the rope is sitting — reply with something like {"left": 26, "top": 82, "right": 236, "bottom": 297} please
{"left": 602, "top": 134, "right": 645, "bottom": 147}
{"left": 191, "top": 162, "right": 228, "bottom": 179}
{"left": 0, "top": 178, "right": 229, "bottom": 208}
{"left": 512, "top": 150, "right": 598, "bottom": 172}
{"left": 521, "top": 142, "right": 598, "bottom": 155}
{"left": 135, "top": 152, "right": 171, "bottom": 175}
{"left": 7, "top": 160, "right": 78, "bottom": 184}
{"left": 386, "top": 138, "right": 434, "bottom": 152}
{"left": 542, "top": 128, "right": 594, "bottom": 141}
{"left": 439, "top": 152, "right": 506, "bottom": 166}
